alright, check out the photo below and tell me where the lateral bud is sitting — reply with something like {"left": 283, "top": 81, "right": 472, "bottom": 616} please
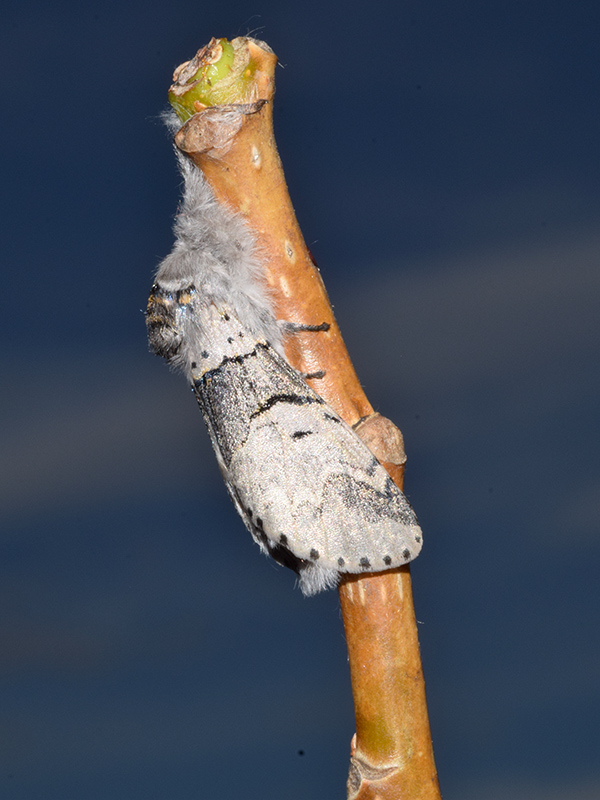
{"left": 353, "top": 412, "right": 407, "bottom": 466}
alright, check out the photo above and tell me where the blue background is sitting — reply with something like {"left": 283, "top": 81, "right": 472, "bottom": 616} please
{"left": 1, "top": 1, "right": 599, "bottom": 798}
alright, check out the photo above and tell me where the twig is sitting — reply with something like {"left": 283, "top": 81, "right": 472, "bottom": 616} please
{"left": 163, "top": 36, "right": 441, "bottom": 798}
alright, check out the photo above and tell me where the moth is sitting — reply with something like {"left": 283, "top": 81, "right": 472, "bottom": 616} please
{"left": 147, "top": 145, "right": 422, "bottom": 595}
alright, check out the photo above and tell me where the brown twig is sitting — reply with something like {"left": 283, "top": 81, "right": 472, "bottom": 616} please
{"left": 168, "top": 37, "right": 441, "bottom": 798}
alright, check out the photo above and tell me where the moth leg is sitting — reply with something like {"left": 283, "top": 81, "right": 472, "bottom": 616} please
{"left": 301, "top": 369, "right": 326, "bottom": 380}
{"left": 279, "top": 320, "right": 330, "bottom": 379}
{"left": 279, "top": 320, "right": 331, "bottom": 334}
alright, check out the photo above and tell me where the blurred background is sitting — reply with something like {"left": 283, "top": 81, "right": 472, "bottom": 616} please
{"left": 1, "top": 1, "right": 599, "bottom": 798}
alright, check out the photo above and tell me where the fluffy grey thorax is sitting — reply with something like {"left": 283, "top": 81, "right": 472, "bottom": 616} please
{"left": 151, "top": 153, "right": 282, "bottom": 376}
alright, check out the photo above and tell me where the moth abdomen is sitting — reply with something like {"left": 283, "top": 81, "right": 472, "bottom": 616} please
{"left": 260, "top": 533, "right": 340, "bottom": 596}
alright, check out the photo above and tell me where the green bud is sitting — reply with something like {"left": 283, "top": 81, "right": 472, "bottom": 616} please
{"left": 168, "top": 38, "right": 255, "bottom": 122}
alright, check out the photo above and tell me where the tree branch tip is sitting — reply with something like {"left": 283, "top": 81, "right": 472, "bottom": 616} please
{"left": 168, "top": 36, "right": 277, "bottom": 123}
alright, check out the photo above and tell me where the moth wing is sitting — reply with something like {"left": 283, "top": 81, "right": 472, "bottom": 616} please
{"left": 222, "top": 365, "right": 422, "bottom": 590}
{"left": 192, "top": 308, "right": 422, "bottom": 595}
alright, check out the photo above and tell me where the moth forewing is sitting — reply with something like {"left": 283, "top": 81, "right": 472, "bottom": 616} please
{"left": 227, "top": 384, "right": 423, "bottom": 568}
{"left": 190, "top": 305, "right": 423, "bottom": 592}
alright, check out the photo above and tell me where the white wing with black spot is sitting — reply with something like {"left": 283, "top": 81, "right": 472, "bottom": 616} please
{"left": 188, "top": 303, "right": 422, "bottom": 596}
